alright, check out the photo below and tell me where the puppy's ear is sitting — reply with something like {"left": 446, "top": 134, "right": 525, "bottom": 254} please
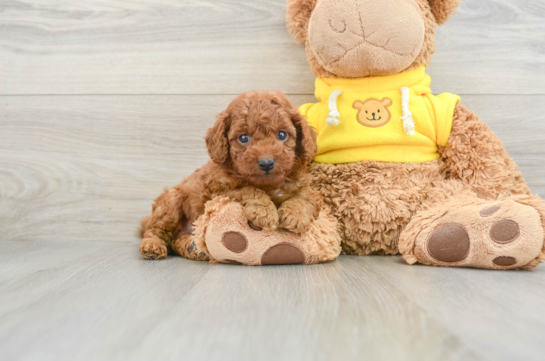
{"left": 427, "top": 0, "right": 460, "bottom": 25}
{"left": 290, "top": 108, "right": 317, "bottom": 165}
{"left": 286, "top": 0, "right": 318, "bottom": 44}
{"left": 205, "top": 110, "right": 231, "bottom": 164}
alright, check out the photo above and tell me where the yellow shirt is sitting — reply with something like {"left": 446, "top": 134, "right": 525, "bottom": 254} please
{"left": 299, "top": 66, "right": 461, "bottom": 164}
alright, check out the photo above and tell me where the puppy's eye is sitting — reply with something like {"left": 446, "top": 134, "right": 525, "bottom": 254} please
{"left": 277, "top": 131, "right": 288, "bottom": 142}
{"left": 238, "top": 134, "right": 250, "bottom": 145}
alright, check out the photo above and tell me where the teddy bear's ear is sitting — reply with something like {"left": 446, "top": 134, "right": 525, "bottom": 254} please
{"left": 427, "top": 0, "right": 461, "bottom": 25}
{"left": 381, "top": 98, "right": 393, "bottom": 107}
{"left": 286, "top": 0, "right": 318, "bottom": 44}
{"left": 352, "top": 101, "right": 364, "bottom": 110}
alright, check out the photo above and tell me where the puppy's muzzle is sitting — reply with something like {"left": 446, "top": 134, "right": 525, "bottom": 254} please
{"left": 258, "top": 159, "right": 275, "bottom": 172}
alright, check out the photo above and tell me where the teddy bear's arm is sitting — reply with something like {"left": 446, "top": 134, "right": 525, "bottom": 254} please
{"left": 439, "top": 104, "right": 531, "bottom": 200}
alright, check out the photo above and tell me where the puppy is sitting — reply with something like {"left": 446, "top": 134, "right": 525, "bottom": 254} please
{"left": 140, "top": 90, "right": 320, "bottom": 260}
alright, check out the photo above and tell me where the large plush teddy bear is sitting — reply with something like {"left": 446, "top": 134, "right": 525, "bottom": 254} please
{"left": 286, "top": 0, "right": 545, "bottom": 270}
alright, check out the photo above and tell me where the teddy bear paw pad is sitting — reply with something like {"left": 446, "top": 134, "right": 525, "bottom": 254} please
{"left": 414, "top": 200, "right": 544, "bottom": 270}
{"left": 222, "top": 232, "right": 248, "bottom": 253}
{"left": 493, "top": 256, "right": 517, "bottom": 267}
{"left": 489, "top": 220, "right": 520, "bottom": 244}
{"left": 427, "top": 223, "right": 470, "bottom": 263}
{"left": 261, "top": 243, "right": 306, "bottom": 265}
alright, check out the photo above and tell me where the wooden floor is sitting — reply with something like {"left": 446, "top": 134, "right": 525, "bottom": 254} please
{"left": 2, "top": 241, "right": 545, "bottom": 361}
{"left": 1, "top": 0, "right": 545, "bottom": 360}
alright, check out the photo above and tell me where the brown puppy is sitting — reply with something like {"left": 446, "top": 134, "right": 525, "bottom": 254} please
{"left": 140, "top": 90, "right": 319, "bottom": 260}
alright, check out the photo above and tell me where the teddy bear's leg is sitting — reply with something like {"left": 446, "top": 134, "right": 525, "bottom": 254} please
{"left": 398, "top": 104, "right": 545, "bottom": 270}
{"left": 193, "top": 197, "right": 341, "bottom": 266}
{"left": 399, "top": 192, "right": 545, "bottom": 270}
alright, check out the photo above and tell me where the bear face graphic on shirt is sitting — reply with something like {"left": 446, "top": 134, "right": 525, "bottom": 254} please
{"left": 353, "top": 98, "right": 393, "bottom": 128}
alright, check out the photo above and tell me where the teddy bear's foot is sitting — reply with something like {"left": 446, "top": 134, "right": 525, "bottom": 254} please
{"left": 399, "top": 196, "right": 545, "bottom": 270}
{"left": 220, "top": 231, "right": 307, "bottom": 265}
{"left": 193, "top": 197, "right": 341, "bottom": 266}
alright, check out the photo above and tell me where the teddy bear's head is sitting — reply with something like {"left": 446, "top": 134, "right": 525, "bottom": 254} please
{"left": 286, "top": 0, "right": 460, "bottom": 78}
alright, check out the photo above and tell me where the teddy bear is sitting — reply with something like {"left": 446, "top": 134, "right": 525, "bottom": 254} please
{"left": 285, "top": 0, "right": 545, "bottom": 270}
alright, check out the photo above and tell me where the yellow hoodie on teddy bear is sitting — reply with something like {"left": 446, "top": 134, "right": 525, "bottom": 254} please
{"left": 299, "top": 66, "right": 460, "bottom": 164}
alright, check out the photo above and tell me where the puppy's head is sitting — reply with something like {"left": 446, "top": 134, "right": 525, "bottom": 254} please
{"left": 205, "top": 90, "right": 317, "bottom": 187}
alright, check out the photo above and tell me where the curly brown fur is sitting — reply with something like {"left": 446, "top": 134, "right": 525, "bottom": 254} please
{"left": 310, "top": 160, "right": 450, "bottom": 255}
{"left": 140, "top": 91, "right": 320, "bottom": 260}
{"left": 440, "top": 104, "right": 531, "bottom": 199}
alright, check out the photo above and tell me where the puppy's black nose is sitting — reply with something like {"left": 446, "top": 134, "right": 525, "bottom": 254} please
{"left": 258, "top": 159, "right": 275, "bottom": 172}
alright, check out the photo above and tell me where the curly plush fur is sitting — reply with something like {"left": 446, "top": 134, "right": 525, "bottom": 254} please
{"left": 140, "top": 90, "right": 320, "bottom": 260}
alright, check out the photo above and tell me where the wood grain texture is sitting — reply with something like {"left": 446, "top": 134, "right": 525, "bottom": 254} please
{"left": 1, "top": 0, "right": 545, "bottom": 95}
{"left": 0, "top": 95, "right": 543, "bottom": 244}
{"left": 1, "top": 241, "right": 545, "bottom": 361}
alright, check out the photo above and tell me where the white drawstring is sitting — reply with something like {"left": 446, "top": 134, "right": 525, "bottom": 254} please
{"left": 326, "top": 90, "right": 343, "bottom": 126}
{"left": 399, "top": 87, "right": 415, "bottom": 137}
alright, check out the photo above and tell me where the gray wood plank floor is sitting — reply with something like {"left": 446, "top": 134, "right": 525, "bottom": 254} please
{"left": 2, "top": 241, "right": 545, "bottom": 361}
{"left": 1, "top": 0, "right": 545, "bottom": 360}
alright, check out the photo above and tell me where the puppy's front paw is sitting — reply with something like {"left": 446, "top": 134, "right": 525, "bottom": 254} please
{"left": 279, "top": 205, "right": 313, "bottom": 234}
{"left": 140, "top": 237, "right": 168, "bottom": 260}
{"left": 244, "top": 201, "right": 279, "bottom": 231}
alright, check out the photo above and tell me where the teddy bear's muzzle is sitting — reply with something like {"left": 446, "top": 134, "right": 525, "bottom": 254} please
{"left": 308, "top": 0, "right": 426, "bottom": 78}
